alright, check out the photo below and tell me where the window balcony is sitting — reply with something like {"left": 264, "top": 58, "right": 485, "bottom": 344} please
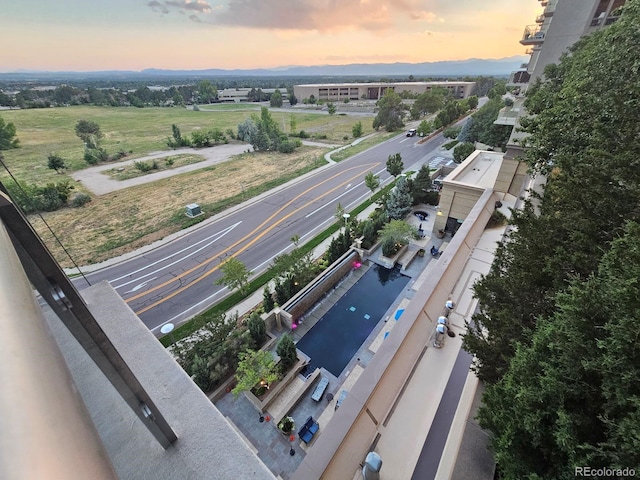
{"left": 520, "top": 25, "right": 545, "bottom": 45}
{"left": 535, "top": 14, "right": 545, "bottom": 23}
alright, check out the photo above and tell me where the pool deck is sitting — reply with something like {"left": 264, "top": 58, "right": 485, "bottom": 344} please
{"left": 213, "top": 209, "right": 442, "bottom": 479}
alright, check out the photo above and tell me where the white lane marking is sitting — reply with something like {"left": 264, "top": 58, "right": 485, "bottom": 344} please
{"left": 399, "top": 137, "right": 409, "bottom": 143}
{"left": 151, "top": 173, "right": 396, "bottom": 329}
{"left": 345, "top": 183, "right": 352, "bottom": 189}
{"left": 305, "top": 167, "right": 387, "bottom": 218}
{"left": 111, "top": 221, "right": 242, "bottom": 289}
{"left": 124, "top": 277, "right": 157, "bottom": 294}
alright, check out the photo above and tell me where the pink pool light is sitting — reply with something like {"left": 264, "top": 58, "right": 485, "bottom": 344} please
{"left": 353, "top": 261, "right": 362, "bottom": 269}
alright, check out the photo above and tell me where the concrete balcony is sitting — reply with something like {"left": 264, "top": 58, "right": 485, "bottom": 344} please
{"left": 535, "top": 14, "right": 545, "bottom": 23}
{"left": 508, "top": 70, "right": 531, "bottom": 87}
{"left": 520, "top": 25, "right": 545, "bottom": 45}
{"left": 495, "top": 106, "right": 521, "bottom": 126}
{"left": 544, "top": 0, "right": 557, "bottom": 15}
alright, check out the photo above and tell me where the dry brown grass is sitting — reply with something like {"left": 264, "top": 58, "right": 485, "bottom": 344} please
{"left": 32, "top": 147, "right": 324, "bottom": 267}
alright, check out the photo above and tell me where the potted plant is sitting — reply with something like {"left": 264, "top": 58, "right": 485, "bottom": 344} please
{"left": 278, "top": 416, "right": 295, "bottom": 434}
{"left": 437, "top": 229, "right": 445, "bottom": 239}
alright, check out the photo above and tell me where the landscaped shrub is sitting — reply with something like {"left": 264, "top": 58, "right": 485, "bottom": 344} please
{"left": 70, "top": 192, "right": 91, "bottom": 208}
{"left": 174, "top": 312, "right": 252, "bottom": 393}
{"left": 298, "top": 130, "right": 309, "bottom": 138}
{"left": 247, "top": 311, "right": 266, "bottom": 348}
{"left": 276, "top": 334, "right": 297, "bottom": 371}
{"left": 381, "top": 237, "right": 397, "bottom": 257}
{"left": 263, "top": 286, "right": 275, "bottom": 312}
{"left": 133, "top": 160, "right": 158, "bottom": 172}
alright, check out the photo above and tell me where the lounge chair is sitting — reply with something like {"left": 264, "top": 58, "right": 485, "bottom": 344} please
{"left": 298, "top": 416, "right": 319, "bottom": 444}
{"left": 311, "top": 377, "right": 329, "bottom": 401}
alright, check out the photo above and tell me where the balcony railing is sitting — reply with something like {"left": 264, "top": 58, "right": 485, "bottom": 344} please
{"left": 520, "top": 25, "right": 545, "bottom": 45}
{"left": 508, "top": 70, "right": 531, "bottom": 86}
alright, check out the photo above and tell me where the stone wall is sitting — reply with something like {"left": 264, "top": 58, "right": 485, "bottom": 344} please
{"left": 282, "top": 249, "right": 360, "bottom": 321}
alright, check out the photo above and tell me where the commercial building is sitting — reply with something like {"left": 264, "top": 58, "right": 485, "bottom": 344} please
{"left": 293, "top": 81, "right": 475, "bottom": 103}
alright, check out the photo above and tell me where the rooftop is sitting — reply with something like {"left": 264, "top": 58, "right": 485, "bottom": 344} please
{"left": 444, "top": 150, "right": 504, "bottom": 190}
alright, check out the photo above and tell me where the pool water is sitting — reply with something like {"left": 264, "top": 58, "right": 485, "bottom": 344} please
{"left": 296, "top": 264, "right": 410, "bottom": 377}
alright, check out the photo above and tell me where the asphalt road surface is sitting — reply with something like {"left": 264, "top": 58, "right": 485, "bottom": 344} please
{"left": 76, "top": 131, "right": 450, "bottom": 333}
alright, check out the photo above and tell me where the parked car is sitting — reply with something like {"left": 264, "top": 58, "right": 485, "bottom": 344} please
{"left": 406, "top": 128, "right": 417, "bottom": 137}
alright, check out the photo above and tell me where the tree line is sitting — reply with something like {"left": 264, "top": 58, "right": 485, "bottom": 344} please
{"left": 463, "top": 1, "right": 640, "bottom": 477}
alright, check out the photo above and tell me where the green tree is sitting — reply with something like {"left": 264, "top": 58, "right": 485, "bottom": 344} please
{"left": 411, "top": 165, "right": 433, "bottom": 204}
{"left": 47, "top": 153, "right": 66, "bottom": 173}
{"left": 386, "top": 152, "right": 404, "bottom": 178}
{"left": 288, "top": 93, "right": 298, "bottom": 106}
{"left": 372, "top": 90, "right": 407, "bottom": 132}
{"left": 378, "top": 219, "right": 416, "bottom": 256}
{"left": 464, "top": 7, "right": 640, "bottom": 473}
{"left": 247, "top": 311, "right": 267, "bottom": 348}
{"left": 0, "top": 117, "right": 20, "bottom": 150}
{"left": 237, "top": 118, "right": 258, "bottom": 144}
{"left": 74, "top": 119, "right": 103, "bottom": 145}
{"left": 364, "top": 171, "right": 380, "bottom": 197}
{"left": 232, "top": 349, "right": 278, "bottom": 397}
{"left": 453, "top": 142, "right": 475, "bottom": 163}
{"left": 479, "top": 222, "right": 640, "bottom": 479}
{"left": 385, "top": 176, "right": 412, "bottom": 220}
{"left": 276, "top": 333, "right": 297, "bottom": 371}
{"left": 215, "top": 257, "right": 252, "bottom": 295}
{"left": 352, "top": 121, "right": 363, "bottom": 138}
{"left": 410, "top": 90, "right": 445, "bottom": 119}
{"left": 327, "top": 102, "right": 336, "bottom": 115}
{"left": 197, "top": 79, "right": 217, "bottom": 104}
{"left": 262, "top": 286, "right": 275, "bottom": 312}
{"left": 416, "top": 119, "right": 433, "bottom": 137}
{"left": 270, "top": 89, "right": 283, "bottom": 107}
{"left": 466, "top": 95, "right": 479, "bottom": 109}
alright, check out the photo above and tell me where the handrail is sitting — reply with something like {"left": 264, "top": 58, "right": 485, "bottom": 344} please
{"left": 0, "top": 220, "right": 118, "bottom": 479}
{"left": 0, "top": 187, "right": 177, "bottom": 451}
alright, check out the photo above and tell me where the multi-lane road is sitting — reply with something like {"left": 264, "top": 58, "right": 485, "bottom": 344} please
{"left": 77, "top": 130, "right": 450, "bottom": 334}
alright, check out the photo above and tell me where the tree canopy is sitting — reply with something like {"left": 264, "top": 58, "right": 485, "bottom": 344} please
{"left": 0, "top": 116, "right": 19, "bottom": 150}
{"left": 386, "top": 152, "right": 404, "bottom": 178}
{"left": 373, "top": 90, "right": 407, "bottom": 132}
{"left": 215, "top": 257, "right": 252, "bottom": 295}
{"left": 464, "top": 2, "right": 640, "bottom": 476}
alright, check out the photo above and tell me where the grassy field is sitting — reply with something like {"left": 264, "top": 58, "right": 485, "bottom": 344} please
{"left": 0, "top": 105, "right": 374, "bottom": 184}
{"left": 32, "top": 146, "right": 326, "bottom": 267}
{"left": 0, "top": 105, "right": 379, "bottom": 266}
{"left": 331, "top": 132, "right": 397, "bottom": 162}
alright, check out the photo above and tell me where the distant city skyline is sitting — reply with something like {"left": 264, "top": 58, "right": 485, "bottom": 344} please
{"left": 1, "top": 0, "right": 541, "bottom": 72}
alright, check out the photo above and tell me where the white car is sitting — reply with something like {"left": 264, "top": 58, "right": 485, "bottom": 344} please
{"left": 406, "top": 128, "right": 417, "bottom": 137}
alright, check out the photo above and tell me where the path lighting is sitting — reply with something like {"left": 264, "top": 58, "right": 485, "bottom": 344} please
{"left": 343, "top": 213, "right": 351, "bottom": 233}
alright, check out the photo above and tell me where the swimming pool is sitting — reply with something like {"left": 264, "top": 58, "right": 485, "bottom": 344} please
{"left": 296, "top": 264, "right": 410, "bottom": 377}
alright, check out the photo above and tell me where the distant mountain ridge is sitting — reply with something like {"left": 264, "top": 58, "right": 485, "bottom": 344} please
{"left": 0, "top": 56, "right": 527, "bottom": 80}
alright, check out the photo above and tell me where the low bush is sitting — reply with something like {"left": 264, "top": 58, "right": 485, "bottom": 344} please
{"left": 70, "top": 192, "right": 92, "bottom": 208}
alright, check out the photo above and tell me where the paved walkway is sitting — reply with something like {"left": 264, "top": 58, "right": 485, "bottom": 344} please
{"left": 71, "top": 140, "right": 340, "bottom": 196}
{"left": 71, "top": 144, "right": 251, "bottom": 195}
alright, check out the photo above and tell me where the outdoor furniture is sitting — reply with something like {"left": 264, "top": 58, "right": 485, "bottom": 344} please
{"left": 311, "top": 376, "right": 329, "bottom": 401}
{"left": 298, "top": 416, "right": 319, "bottom": 444}
{"left": 335, "top": 389, "right": 348, "bottom": 410}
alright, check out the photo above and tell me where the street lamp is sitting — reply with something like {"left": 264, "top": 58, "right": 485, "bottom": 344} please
{"left": 160, "top": 322, "right": 176, "bottom": 344}
{"left": 342, "top": 213, "right": 351, "bottom": 233}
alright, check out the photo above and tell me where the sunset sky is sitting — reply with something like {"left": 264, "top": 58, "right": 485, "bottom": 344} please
{"left": 0, "top": 0, "right": 541, "bottom": 72}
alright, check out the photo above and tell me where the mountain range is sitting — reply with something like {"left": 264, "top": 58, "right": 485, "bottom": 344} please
{"left": 0, "top": 56, "right": 527, "bottom": 81}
